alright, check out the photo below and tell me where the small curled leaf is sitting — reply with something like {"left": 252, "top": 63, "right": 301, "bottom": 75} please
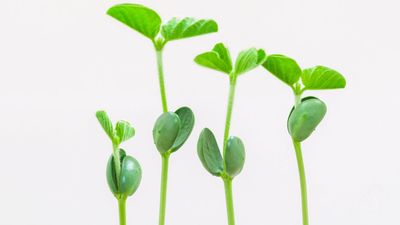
{"left": 234, "top": 48, "right": 266, "bottom": 76}
{"left": 153, "top": 112, "right": 181, "bottom": 154}
{"left": 115, "top": 121, "right": 135, "bottom": 143}
{"left": 161, "top": 17, "right": 218, "bottom": 41}
{"left": 263, "top": 54, "right": 302, "bottom": 86}
{"left": 301, "top": 66, "right": 346, "bottom": 90}
{"left": 224, "top": 136, "right": 245, "bottom": 178}
{"left": 197, "top": 128, "right": 224, "bottom": 176}
{"left": 194, "top": 43, "right": 233, "bottom": 74}
{"left": 171, "top": 107, "right": 195, "bottom": 152}
{"left": 96, "top": 111, "right": 114, "bottom": 140}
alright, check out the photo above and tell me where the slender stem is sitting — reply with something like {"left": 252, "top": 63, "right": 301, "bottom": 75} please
{"left": 118, "top": 198, "right": 127, "bottom": 225}
{"left": 292, "top": 140, "right": 309, "bottom": 225}
{"left": 158, "top": 153, "right": 170, "bottom": 225}
{"left": 156, "top": 50, "right": 168, "bottom": 112}
{"left": 112, "top": 143, "right": 121, "bottom": 185}
{"left": 223, "top": 76, "right": 237, "bottom": 154}
{"left": 223, "top": 178, "right": 235, "bottom": 225}
{"left": 295, "top": 93, "right": 301, "bottom": 108}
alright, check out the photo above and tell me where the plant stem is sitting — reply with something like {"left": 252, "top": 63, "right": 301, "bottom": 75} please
{"left": 292, "top": 140, "right": 309, "bottom": 225}
{"left": 112, "top": 143, "right": 121, "bottom": 184}
{"left": 158, "top": 153, "right": 170, "bottom": 225}
{"left": 156, "top": 50, "right": 168, "bottom": 112}
{"left": 118, "top": 198, "right": 127, "bottom": 225}
{"left": 223, "top": 76, "right": 237, "bottom": 154}
{"left": 223, "top": 178, "right": 235, "bottom": 225}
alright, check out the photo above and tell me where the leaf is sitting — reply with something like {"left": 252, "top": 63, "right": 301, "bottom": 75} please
{"left": 161, "top": 17, "right": 218, "bottom": 41}
{"left": 153, "top": 112, "right": 181, "bottom": 154}
{"left": 96, "top": 111, "right": 114, "bottom": 140}
{"left": 119, "top": 155, "right": 142, "bottom": 197}
{"left": 115, "top": 121, "right": 135, "bottom": 143}
{"left": 106, "top": 149, "right": 126, "bottom": 197}
{"left": 194, "top": 43, "right": 233, "bottom": 74}
{"left": 234, "top": 48, "right": 266, "bottom": 76}
{"left": 107, "top": 4, "right": 162, "bottom": 39}
{"left": 224, "top": 136, "right": 246, "bottom": 178}
{"left": 263, "top": 54, "right": 302, "bottom": 86}
{"left": 171, "top": 107, "right": 195, "bottom": 152}
{"left": 197, "top": 128, "right": 224, "bottom": 176}
{"left": 301, "top": 66, "right": 346, "bottom": 90}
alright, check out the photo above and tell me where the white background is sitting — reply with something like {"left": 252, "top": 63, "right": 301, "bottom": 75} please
{"left": 1, "top": 0, "right": 399, "bottom": 224}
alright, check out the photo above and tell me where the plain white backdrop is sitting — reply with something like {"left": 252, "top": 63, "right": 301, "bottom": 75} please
{"left": 1, "top": 0, "right": 399, "bottom": 224}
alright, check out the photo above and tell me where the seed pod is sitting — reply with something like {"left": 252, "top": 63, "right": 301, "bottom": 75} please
{"left": 224, "top": 136, "right": 245, "bottom": 178}
{"left": 106, "top": 149, "right": 142, "bottom": 198}
{"left": 153, "top": 112, "right": 181, "bottom": 153}
{"left": 287, "top": 97, "right": 327, "bottom": 142}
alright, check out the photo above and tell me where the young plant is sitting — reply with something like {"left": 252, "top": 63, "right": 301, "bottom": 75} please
{"left": 106, "top": 4, "right": 216, "bottom": 225}
{"left": 262, "top": 55, "right": 346, "bottom": 225}
{"left": 195, "top": 43, "right": 266, "bottom": 225}
{"left": 96, "top": 111, "right": 142, "bottom": 225}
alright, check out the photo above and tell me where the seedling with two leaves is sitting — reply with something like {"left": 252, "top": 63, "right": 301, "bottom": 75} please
{"left": 96, "top": 111, "right": 142, "bottom": 225}
{"left": 195, "top": 43, "right": 266, "bottom": 225}
{"left": 262, "top": 54, "right": 346, "bottom": 225}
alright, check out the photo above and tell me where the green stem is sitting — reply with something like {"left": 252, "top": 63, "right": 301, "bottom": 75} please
{"left": 112, "top": 143, "right": 121, "bottom": 185}
{"left": 118, "top": 198, "right": 127, "bottom": 225}
{"left": 156, "top": 50, "right": 168, "bottom": 112}
{"left": 223, "top": 76, "right": 237, "bottom": 154}
{"left": 223, "top": 178, "right": 235, "bottom": 225}
{"left": 158, "top": 153, "right": 170, "bottom": 225}
{"left": 292, "top": 140, "right": 309, "bottom": 225}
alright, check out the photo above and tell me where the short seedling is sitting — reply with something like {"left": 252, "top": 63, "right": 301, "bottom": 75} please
{"left": 96, "top": 111, "right": 142, "bottom": 225}
{"left": 195, "top": 43, "right": 266, "bottom": 225}
{"left": 107, "top": 3, "right": 217, "bottom": 225}
{"left": 262, "top": 54, "right": 346, "bottom": 225}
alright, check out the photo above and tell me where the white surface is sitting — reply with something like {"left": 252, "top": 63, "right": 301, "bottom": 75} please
{"left": 1, "top": 0, "right": 399, "bottom": 224}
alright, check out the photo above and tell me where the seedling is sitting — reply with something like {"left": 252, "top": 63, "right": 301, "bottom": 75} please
{"left": 106, "top": 3, "right": 216, "bottom": 225}
{"left": 262, "top": 54, "right": 346, "bottom": 225}
{"left": 195, "top": 43, "right": 266, "bottom": 225}
{"left": 96, "top": 111, "right": 142, "bottom": 225}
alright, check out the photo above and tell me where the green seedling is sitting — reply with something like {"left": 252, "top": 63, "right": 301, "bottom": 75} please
{"left": 107, "top": 4, "right": 217, "bottom": 225}
{"left": 195, "top": 43, "right": 266, "bottom": 225}
{"left": 262, "top": 54, "right": 346, "bottom": 225}
{"left": 96, "top": 111, "right": 142, "bottom": 225}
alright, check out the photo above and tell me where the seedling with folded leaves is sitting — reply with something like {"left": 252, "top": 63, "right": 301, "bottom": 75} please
{"left": 106, "top": 4, "right": 214, "bottom": 225}
{"left": 96, "top": 111, "right": 142, "bottom": 225}
{"left": 195, "top": 43, "right": 266, "bottom": 225}
{"left": 262, "top": 55, "right": 346, "bottom": 225}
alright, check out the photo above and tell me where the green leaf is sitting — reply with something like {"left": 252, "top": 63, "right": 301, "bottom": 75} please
{"left": 301, "top": 66, "right": 346, "bottom": 90}
{"left": 197, "top": 128, "right": 224, "bottom": 176}
{"left": 153, "top": 112, "right": 181, "bottom": 154}
{"left": 194, "top": 43, "right": 233, "bottom": 74}
{"left": 161, "top": 17, "right": 218, "bottom": 41}
{"left": 234, "top": 48, "right": 266, "bottom": 76}
{"left": 224, "top": 136, "right": 245, "bottom": 178}
{"left": 106, "top": 149, "right": 127, "bottom": 197}
{"left": 96, "top": 111, "right": 114, "bottom": 140}
{"left": 171, "top": 107, "right": 195, "bottom": 152}
{"left": 107, "top": 4, "right": 162, "bottom": 39}
{"left": 263, "top": 54, "right": 302, "bottom": 86}
{"left": 115, "top": 121, "right": 135, "bottom": 143}
{"left": 288, "top": 97, "right": 327, "bottom": 142}
{"left": 119, "top": 155, "right": 142, "bottom": 197}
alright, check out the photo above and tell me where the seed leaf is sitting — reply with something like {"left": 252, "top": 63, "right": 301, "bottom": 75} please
{"left": 119, "top": 155, "right": 142, "bottom": 197}
{"left": 171, "top": 107, "right": 195, "bottom": 152}
{"left": 194, "top": 43, "right": 233, "bottom": 74}
{"left": 224, "top": 136, "right": 246, "bottom": 178}
{"left": 234, "top": 48, "right": 266, "bottom": 76}
{"left": 107, "top": 4, "right": 162, "bottom": 39}
{"left": 96, "top": 111, "right": 114, "bottom": 140}
{"left": 153, "top": 112, "right": 181, "bottom": 154}
{"left": 115, "top": 121, "right": 135, "bottom": 143}
{"left": 197, "top": 128, "right": 224, "bottom": 176}
{"left": 263, "top": 54, "right": 302, "bottom": 86}
{"left": 301, "top": 66, "right": 346, "bottom": 90}
{"left": 161, "top": 17, "right": 218, "bottom": 42}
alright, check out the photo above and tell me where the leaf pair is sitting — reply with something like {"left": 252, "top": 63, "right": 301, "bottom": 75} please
{"left": 194, "top": 43, "right": 266, "bottom": 77}
{"left": 153, "top": 107, "right": 195, "bottom": 154}
{"left": 197, "top": 128, "right": 245, "bottom": 178}
{"left": 96, "top": 111, "right": 135, "bottom": 145}
{"left": 263, "top": 54, "right": 346, "bottom": 90}
{"left": 107, "top": 4, "right": 218, "bottom": 48}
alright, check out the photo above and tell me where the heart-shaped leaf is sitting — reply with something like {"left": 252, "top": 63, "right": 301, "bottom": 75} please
{"left": 107, "top": 4, "right": 162, "bottom": 39}
{"left": 263, "top": 54, "right": 302, "bottom": 86}
{"left": 234, "top": 48, "right": 266, "bottom": 76}
{"left": 119, "top": 155, "right": 142, "bottom": 197}
{"left": 194, "top": 43, "right": 233, "bottom": 74}
{"left": 115, "top": 121, "right": 135, "bottom": 143}
{"left": 197, "top": 128, "right": 224, "bottom": 176}
{"left": 301, "top": 66, "right": 346, "bottom": 90}
{"left": 153, "top": 112, "right": 181, "bottom": 154}
{"left": 171, "top": 107, "right": 195, "bottom": 152}
{"left": 288, "top": 97, "right": 327, "bottom": 142}
{"left": 161, "top": 17, "right": 218, "bottom": 42}
{"left": 96, "top": 111, "right": 114, "bottom": 140}
{"left": 224, "top": 136, "right": 246, "bottom": 178}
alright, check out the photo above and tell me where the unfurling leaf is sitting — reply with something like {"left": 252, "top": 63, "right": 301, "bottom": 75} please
{"left": 263, "top": 54, "right": 302, "bottom": 86}
{"left": 96, "top": 111, "right": 114, "bottom": 140}
{"left": 161, "top": 17, "right": 218, "bottom": 41}
{"left": 116, "top": 121, "right": 135, "bottom": 143}
{"left": 197, "top": 128, "right": 224, "bottom": 176}
{"left": 194, "top": 43, "right": 233, "bottom": 74}
{"left": 234, "top": 48, "right": 266, "bottom": 76}
{"left": 301, "top": 66, "right": 346, "bottom": 90}
{"left": 224, "top": 136, "right": 245, "bottom": 178}
{"left": 153, "top": 112, "right": 181, "bottom": 153}
{"left": 171, "top": 107, "right": 195, "bottom": 152}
